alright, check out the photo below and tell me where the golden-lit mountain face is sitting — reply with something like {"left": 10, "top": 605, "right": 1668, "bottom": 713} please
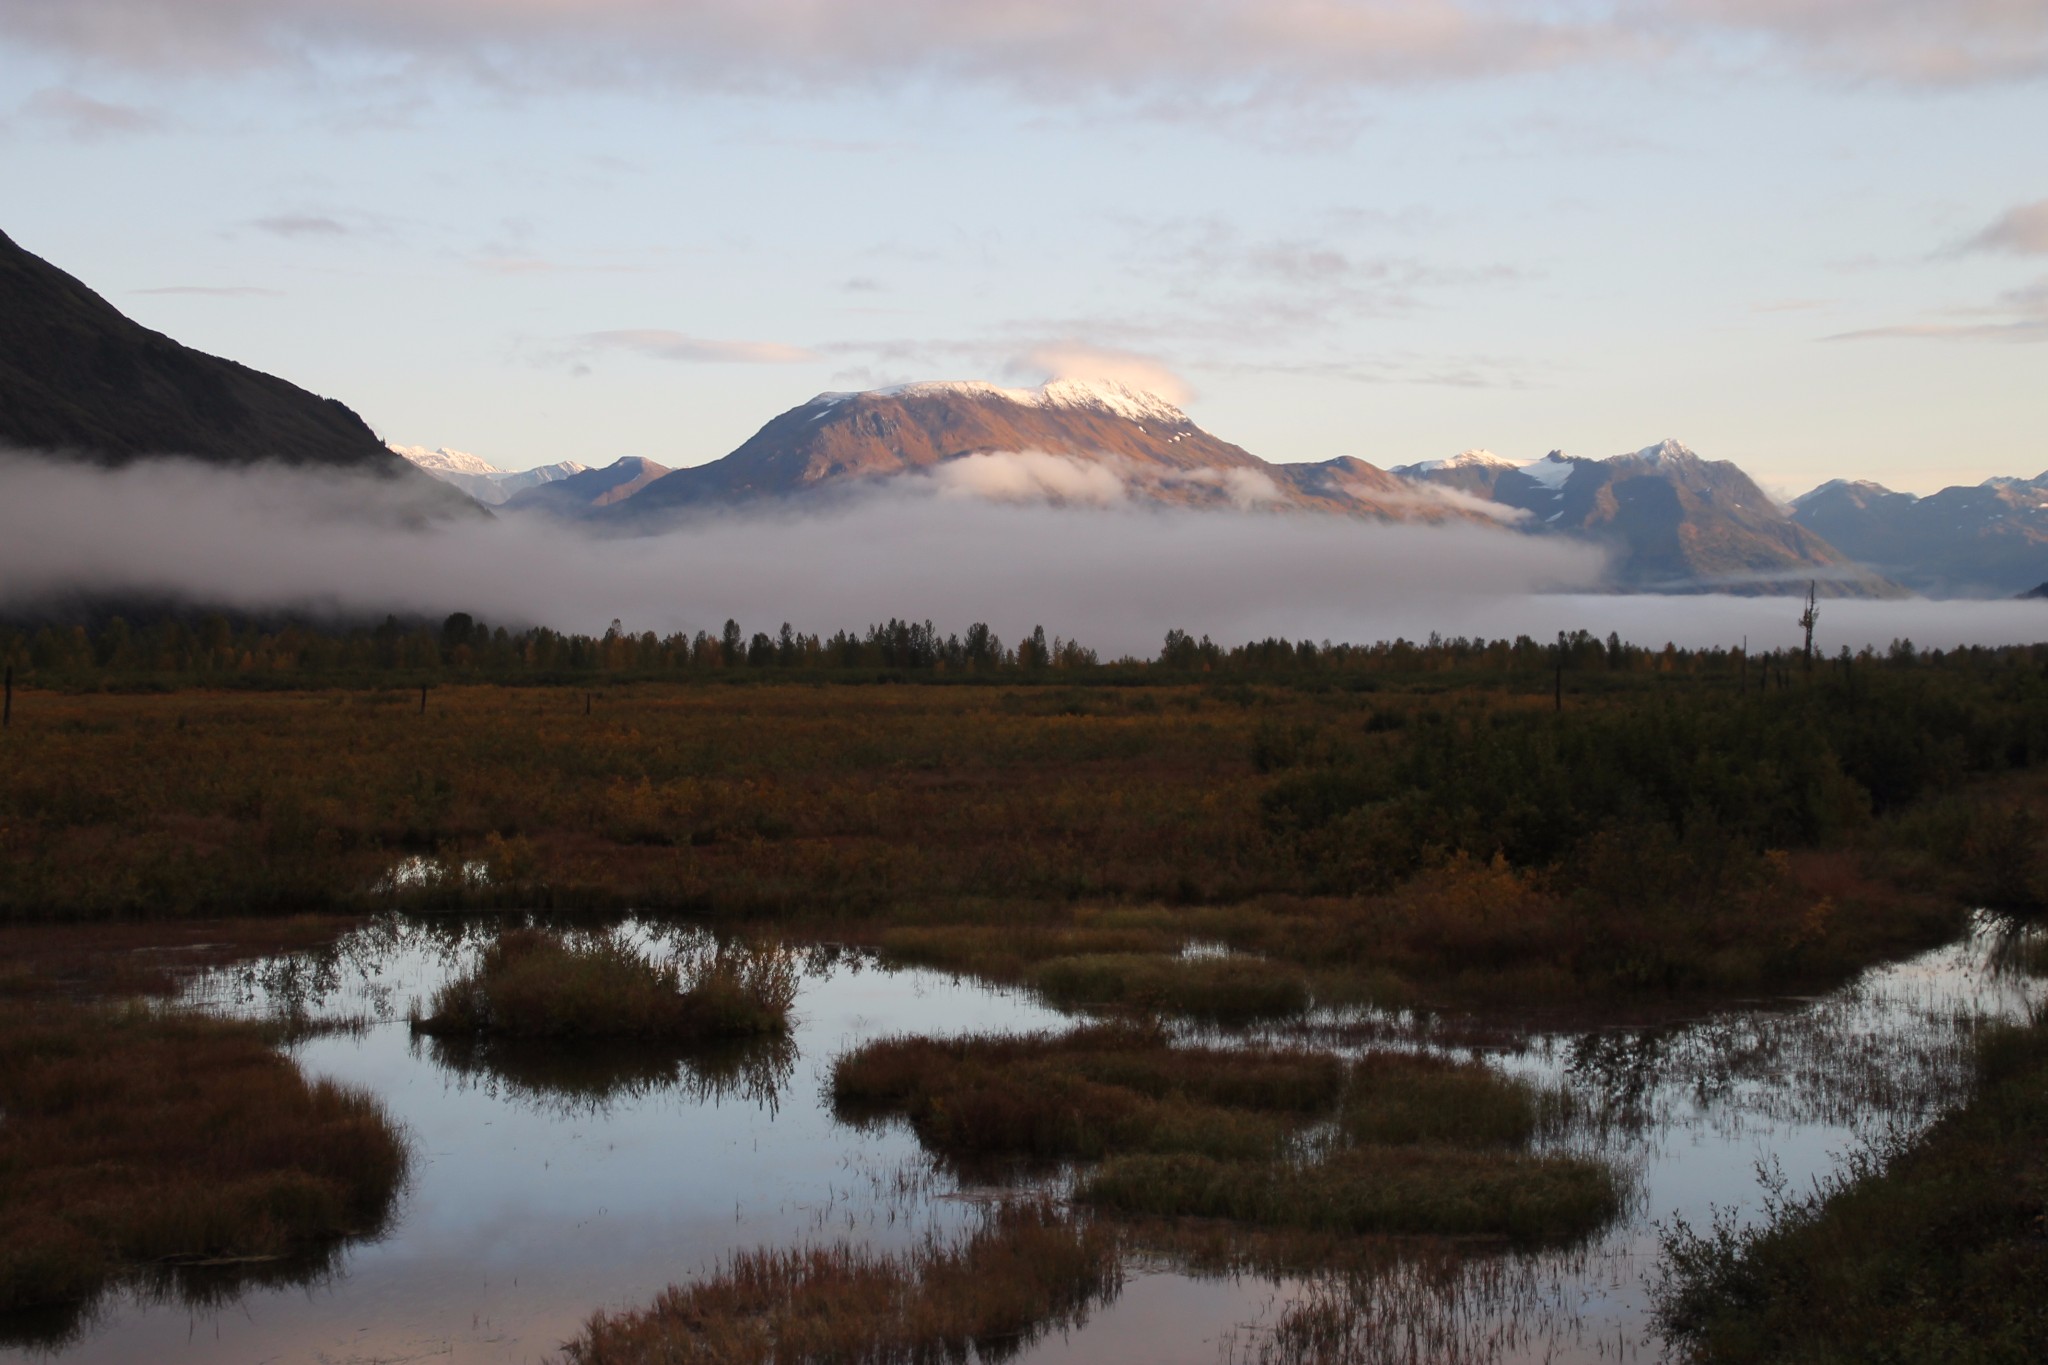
{"left": 619, "top": 379, "right": 1491, "bottom": 524}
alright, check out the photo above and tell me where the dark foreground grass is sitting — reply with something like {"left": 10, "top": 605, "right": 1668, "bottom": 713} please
{"left": 1080, "top": 1148, "right": 1621, "bottom": 1246}
{"left": 1649, "top": 1018, "right": 2048, "bottom": 1363}
{"left": 0, "top": 1000, "right": 408, "bottom": 1320}
{"left": 411, "top": 928, "right": 797, "bottom": 1040}
{"left": 831, "top": 1023, "right": 1344, "bottom": 1163}
{"left": 559, "top": 1198, "right": 1121, "bottom": 1365}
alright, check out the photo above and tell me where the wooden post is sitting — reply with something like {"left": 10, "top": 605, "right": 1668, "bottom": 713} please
{"left": 1554, "top": 636, "right": 1563, "bottom": 713}
{"left": 3, "top": 665, "right": 10, "bottom": 729}
{"left": 419, "top": 683, "right": 427, "bottom": 715}
{"left": 585, "top": 692, "right": 592, "bottom": 716}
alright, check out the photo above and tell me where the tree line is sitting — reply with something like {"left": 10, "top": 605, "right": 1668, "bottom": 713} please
{"left": 1, "top": 611, "right": 2037, "bottom": 686}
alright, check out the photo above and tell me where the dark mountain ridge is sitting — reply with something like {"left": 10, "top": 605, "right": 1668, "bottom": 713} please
{"left": 0, "top": 228, "right": 457, "bottom": 504}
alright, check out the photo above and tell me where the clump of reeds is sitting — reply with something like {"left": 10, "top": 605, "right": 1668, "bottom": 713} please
{"left": 559, "top": 1198, "right": 1121, "bottom": 1365}
{"left": 410, "top": 929, "right": 796, "bottom": 1041}
{"left": 1340, "top": 1051, "right": 1551, "bottom": 1148}
{"left": 830, "top": 1023, "right": 1344, "bottom": 1163}
{"left": 0, "top": 1000, "right": 408, "bottom": 1317}
{"left": 1080, "top": 1147, "right": 1622, "bottom": 1246}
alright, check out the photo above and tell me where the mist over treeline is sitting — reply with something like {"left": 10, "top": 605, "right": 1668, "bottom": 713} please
{"left": 8, "top": 610, "right": 2042, "bottom": 686}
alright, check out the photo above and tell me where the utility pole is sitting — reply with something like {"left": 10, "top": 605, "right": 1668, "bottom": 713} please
{"left": 1799, "top": 581, "right": 1819, "bottom": 675}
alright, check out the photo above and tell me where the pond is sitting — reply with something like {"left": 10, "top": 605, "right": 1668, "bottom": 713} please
{"left": 5, "top": 914, "right": 2040, "bottom": 1364}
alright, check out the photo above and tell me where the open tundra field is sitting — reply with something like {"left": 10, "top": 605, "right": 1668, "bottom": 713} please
{"left": 3, "top": 655, "right": 2047, "bottom": 1361}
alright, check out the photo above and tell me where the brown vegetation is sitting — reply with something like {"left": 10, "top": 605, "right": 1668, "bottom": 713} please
{"left": 831, "top": 1023, "right": 1342, "bottom": 1164}
{"left": 1652, "top": 1018, "right": 2048, "bottom": 1361}
{"left": 411, "top": 928, "right": 796, "bottom": 1040}
{"left": 559, "top": 1199, "right": 1121, "bottom": 1365}
{"left": 0, "top": 1000, "right": 407, "bottom": 1321}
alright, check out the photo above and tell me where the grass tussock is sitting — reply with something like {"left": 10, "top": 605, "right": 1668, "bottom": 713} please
{"left": 559, "top": 1198, "right": 1121, "bottom": 1365}
{"left": 0, "top": 1000, "right": 408, "bottom": 1318}
{"left": 411, "top": 928, "right": 796, "bottom": 1041}
{"left": 831, "top": 1023, "right": 1344, "bottom": 1163}
{"left": 1080, "top": 1147, "right": 1621, "bottom": 1246}
{"left": 1650, "top": 1018, "right": 2048, "bottom": 1362}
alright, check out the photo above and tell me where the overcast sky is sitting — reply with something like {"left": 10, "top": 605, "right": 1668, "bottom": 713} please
{"left": 1, "top": 1, "right": 2043, "bottom": 493}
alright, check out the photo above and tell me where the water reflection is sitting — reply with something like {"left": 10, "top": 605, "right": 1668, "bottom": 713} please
{"left": 5, "top": 913, "right": 2041, "bottom": 1365}
{"left": 417, "top": 1031, "right": 797, "bottom": 1115}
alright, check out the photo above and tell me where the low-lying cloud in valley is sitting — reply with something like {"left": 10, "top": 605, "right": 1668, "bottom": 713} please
{"left": 5, "top": 452, "right": 2046, "bottom": 657}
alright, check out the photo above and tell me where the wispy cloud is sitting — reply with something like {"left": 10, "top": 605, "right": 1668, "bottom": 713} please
{"left": 20, "top": 87, "right": 158, "bottom": 138}
{"left": 1827, "top": 277, "right": 2048, "bottom": 344}
{"left": 250, "top": 214, "right": 351, "bottom": 238}
{"left": 1967, "top": 198, "right": 2048, "bottom": 256}
{"left": 579, "top": 330, "right": 819, "bottom": 365}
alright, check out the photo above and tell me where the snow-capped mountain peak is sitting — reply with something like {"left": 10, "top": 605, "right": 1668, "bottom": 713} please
{"left": 1628, "top": 439, "right": 1699, "bottom": 465}
{"left": 393, "top": 444, "right": 589, "bottom": 505}
{"left": 392, "top": 445, "right": 504, "bottom": 477}
{"left": 1395, "top": 448, "right": 1523, "bottom": 475}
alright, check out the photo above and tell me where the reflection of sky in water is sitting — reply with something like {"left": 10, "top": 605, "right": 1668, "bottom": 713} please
{"left": 5, "top": 915, "right": 2041, "bottom": 1365}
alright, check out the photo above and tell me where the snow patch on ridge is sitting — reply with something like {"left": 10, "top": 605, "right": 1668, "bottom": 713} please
{"left": 1395, "top": 449, "right": 1526, "bottom": 475}
{"left": 1518, "top": 454, "right": 1581, "bottom": 490}
{"left": 801, "top": 377, "right": 1190, "bottom": 427}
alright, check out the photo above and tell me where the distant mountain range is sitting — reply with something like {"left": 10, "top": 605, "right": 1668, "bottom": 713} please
{"left": 388, "top": 446, "right": 585, "bottom": 505}
{"left": 405, "top": 383, "right": 1957, "bottom": 596}
{"left": 1790, "top": 475, "right": 2048, "bottom": 597}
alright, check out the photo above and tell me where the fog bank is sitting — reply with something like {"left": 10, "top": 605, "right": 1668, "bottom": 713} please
{"left": 2, "top": 455, "right": 2044, "bottom": 657}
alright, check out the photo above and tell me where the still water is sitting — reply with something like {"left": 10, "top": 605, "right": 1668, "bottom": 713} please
{"left": 7, "top": 915, "right": 2040, "bottom": 1364}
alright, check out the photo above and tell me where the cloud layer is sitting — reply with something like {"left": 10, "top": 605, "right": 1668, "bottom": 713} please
{"left": 6, "top": 453, "right": 2047, "bottom": 657}
{"left": 0, "top": 452, "right": 1608, "bottom": 654}
{"left": 7, "top": 1, "right": 2045, "bottom": 90}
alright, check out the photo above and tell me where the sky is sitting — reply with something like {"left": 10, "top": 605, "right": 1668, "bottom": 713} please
{"left": 0, "top": 1, "right": 2043, "bottom": 496}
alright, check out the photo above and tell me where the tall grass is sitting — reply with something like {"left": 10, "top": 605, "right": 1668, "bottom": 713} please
{"left": 411, "top": 929, "right": 796, "bottom": 1040}
{"left": 0, "top": 1000, "right": 408, "bottom": 1321}
{"left": 560, "top": 1198, "right": 1121, "bottom": 1365}
{"left": 1650, "top": 1018, "right": 2048, "bottom": 1361}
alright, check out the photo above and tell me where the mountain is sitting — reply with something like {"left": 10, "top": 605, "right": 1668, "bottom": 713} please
{"left": 504, "top": 456, "right": 673, "bottom": 514}
{"left": 1403, "top": 440, "right": 1894, "bottom": 595}
{"left": 0, "top": 227, "right": 450, "bottom": 500}
{"left": 617, "top": 379, "right": 1487, "bottom": 523}
{"left": 1791, "top": 475, "right": 2048, "bottom": 597}
{"left": 393, "top": 445, "right": 588, "bottom": 505}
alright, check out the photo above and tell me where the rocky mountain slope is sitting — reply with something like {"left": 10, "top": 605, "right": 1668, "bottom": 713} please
{"left": 1791, "top": 474, "right": 2048, "bottom": 597}
{"left": 505, "top": 456, "right": 673, "bottom": 513}
{"left": 1400, "top": 441, "right": 1894, "bottom": 596}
